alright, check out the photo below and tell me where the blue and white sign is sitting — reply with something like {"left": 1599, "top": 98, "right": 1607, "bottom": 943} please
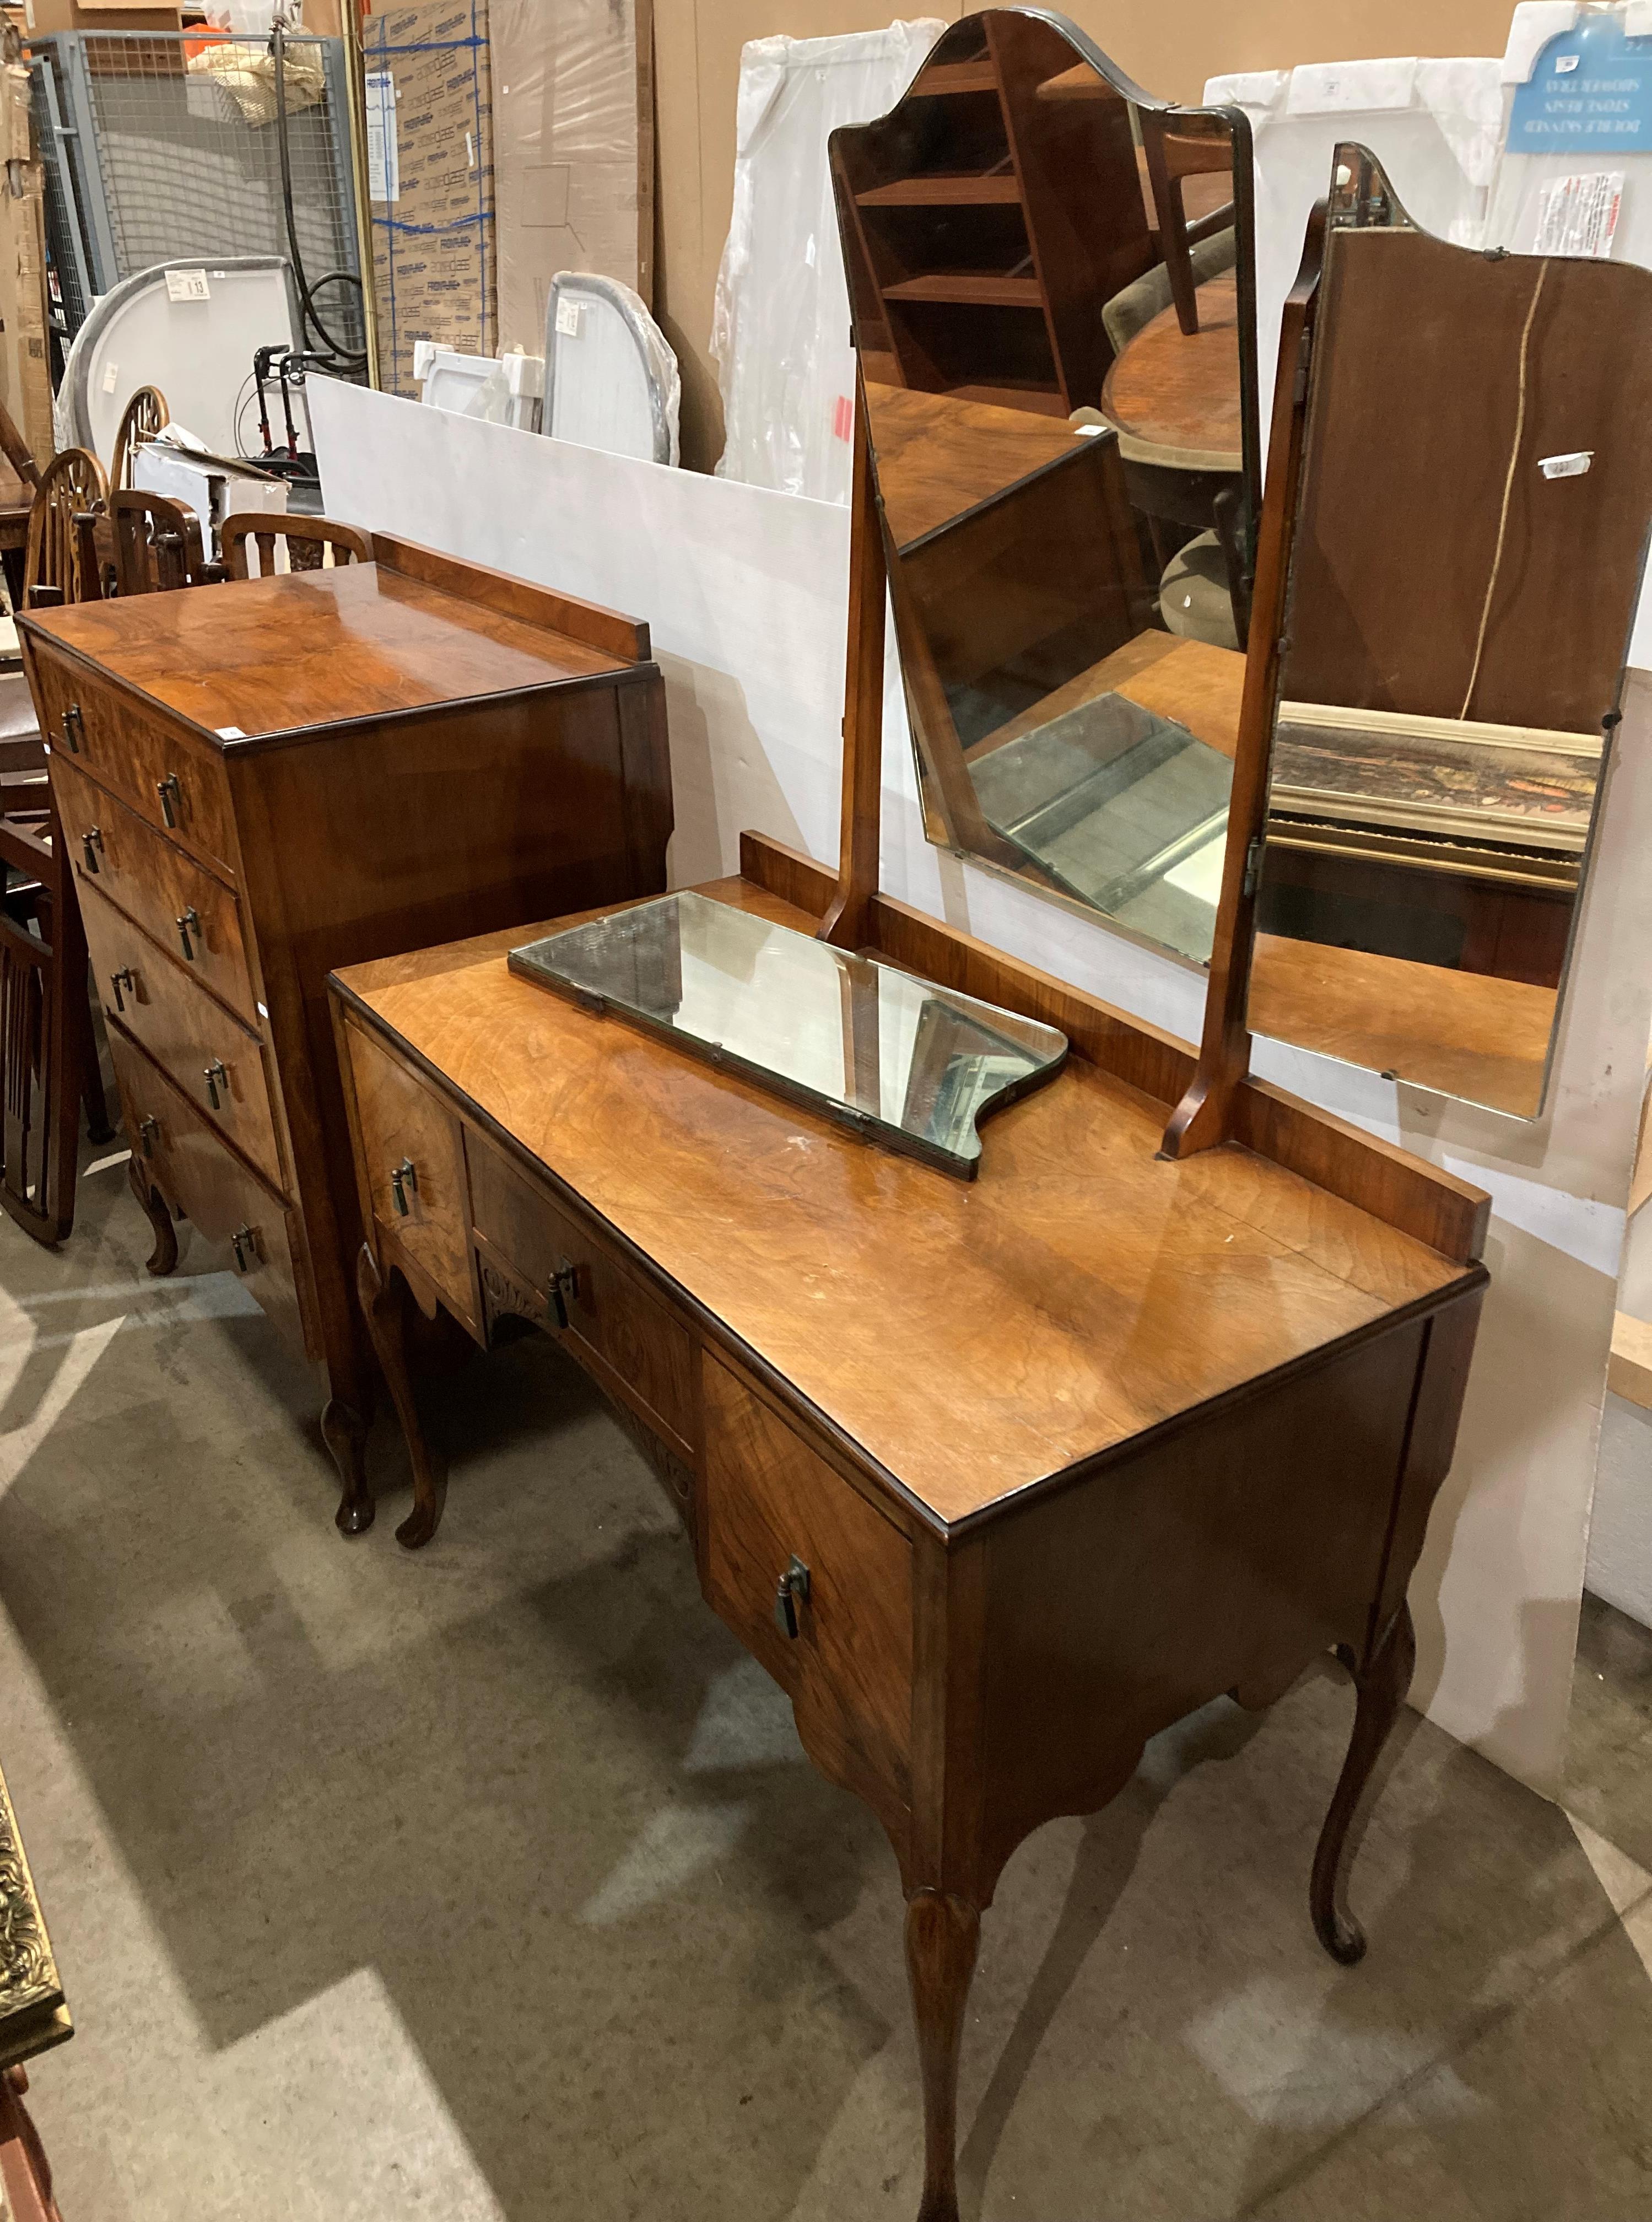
{"left": 1509, "top": 14, "right": 1652, "bottom": 150}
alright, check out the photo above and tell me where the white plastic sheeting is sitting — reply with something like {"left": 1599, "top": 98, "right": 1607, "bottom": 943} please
{"left": 1206, "top": 60, "right": 1503, "bottom": 472}
{"left": 1489, "top": 7, "right": 1652, "bottom": 277}
{"left": 712, "top": 20, "right": 943, "bottom": 506}
{"left": 544, "top": 273, "right": 679, "bottom": 466}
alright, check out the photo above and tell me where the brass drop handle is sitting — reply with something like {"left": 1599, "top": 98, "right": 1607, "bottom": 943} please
{"left": 138, "top": 1115, "right": 159, "bottom": 1158}
{"left": 773, "top": 1556, "right": 811, "bottom": 1640}
{"left": 109, "top": 965, "right": 134, "bottom": 1013}
{"left": 203, "top": 1059, "right": 228, "bottom": 1112}
{"left": 156, "top": 772, "right": 182, "bottom": 828}
{"left": 176, "top": 907, "right": 201, "bottom": 961}
{"left": 549, "top": 1257, "right": 579, "bottom": 1329}
{"left": 389, "top": 1158, "right": 418, "bottom": 1215}
{"left": 61, "top": 702, "right": 82, "bottom": 753}
{"left": 81, "top": 825, "right": 102, "bottom": 874}
{"left": 230, "top": 1225, "right": 258, "bottom": 1273}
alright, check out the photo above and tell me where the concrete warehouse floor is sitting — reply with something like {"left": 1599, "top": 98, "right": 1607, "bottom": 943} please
{"left": 3, "top": 1137, "right": 1652, "bottom": 2221}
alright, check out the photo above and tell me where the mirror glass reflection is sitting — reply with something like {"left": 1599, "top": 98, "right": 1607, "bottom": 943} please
{"left": 1248, "top": 145, "right": 1652, "bottom": 1119}
{"left": 830, "top": 7, "right": 1259, "bottom": 963}
{"left": 509, "top": 893, "right": 1069, "bottom": 1178}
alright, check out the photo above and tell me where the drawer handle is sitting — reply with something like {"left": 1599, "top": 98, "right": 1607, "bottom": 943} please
{"left": 549, "top": 1257, "right": 579, "bottom": 1330}
{"left": 81, "top": 826, "right": 102, "bottom": 875}
{"left": 61, "top": 703, "right": 82, "bottom": 754}
{"left": 203, "top": 1059, "right": 228, "bottom": 1112}
{"left": 138, "top": 1115, "right": 159, "bottom": 1158}
{"left": 773, "top": 1556, "right": 812, "bottom": 1641}
{"left": 389, "top": 1158, "right": 418, "bottom": 1216}
{"left": 108, "top": 965, "right": 134, "bottom": 1014}
{"left": 230, "top": 1225, "right": 258, "bottom": 1273}
{"left": 156, "top": 772, "right": 182, "bottom": 829}
{"left": 176, "top": 907, "right": 201, "bottom": 962}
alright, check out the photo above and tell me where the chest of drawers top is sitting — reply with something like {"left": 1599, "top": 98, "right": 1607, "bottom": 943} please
{"left": 18, "top": 535, "right": 647, "bottom": 749}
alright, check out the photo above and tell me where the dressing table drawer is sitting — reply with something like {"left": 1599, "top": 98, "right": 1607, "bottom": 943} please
{"left": 32, "top": 650, "right": 236, "bottom": 877}
{"left": 53, "top": 753, "right": 257, "bottom": 1025}
{"left": 702, "top": 1355, "right": 913, "bottom": 1818}
{"left": 344, "top": 1023, "right": 477, "bottom": 1329}
{"left": 468, "top": 1141, "right": 694, "bottom": 1452}
{"left": 80, "top": 877, "right": 283, "bottom": 1191}
{"left": 110, "top": 1028, "right": 309, "bottom": 1357}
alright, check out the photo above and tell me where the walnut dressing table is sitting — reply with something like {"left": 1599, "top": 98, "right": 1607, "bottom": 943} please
{"left": 331, "top": 827, "right": 1487, "bottom": 2218}
{"left": 19, "top": 537, "right": 671, "bottom": 1516}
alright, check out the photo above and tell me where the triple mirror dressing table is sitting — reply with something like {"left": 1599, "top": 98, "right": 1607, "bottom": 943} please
{"left": 321, "top": 37, "right": 1553, "bottom": 2204}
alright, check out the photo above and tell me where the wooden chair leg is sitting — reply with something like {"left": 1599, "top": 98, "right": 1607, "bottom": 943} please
{"left": 127, "top": 1152, "right": 178, "bottom": 1276}
{"left": 75, "top": 966, "right": 113, "bottom": 1145}
{"left": 355, "top": 1242, "right": 447, "bottom": 1549}
{"left": 905, "top": 1887, "right": 982, "bottom": 2222}
{"left": 1310, "top": 1601, "right": 1416, "bottom": 1965}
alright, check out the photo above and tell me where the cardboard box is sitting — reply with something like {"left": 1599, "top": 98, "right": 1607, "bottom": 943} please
{"left": 490, "top": 0, "right": 654, "bottom": 356}
{"left": 364, "top": 0, "right": 496, "bottom": 396}
{"left": 21, "top": 0, "right": 182, "bottom": 32}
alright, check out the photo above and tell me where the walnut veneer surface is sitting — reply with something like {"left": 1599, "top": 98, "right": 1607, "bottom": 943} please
{"left": 31, "top": 558, "right": 630, "bottom": 741}
{"left": 339, "top": 873, "right": 1463, "bottom": 1529}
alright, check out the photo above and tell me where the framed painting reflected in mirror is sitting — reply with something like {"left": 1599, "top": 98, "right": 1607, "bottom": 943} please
{"left": 829, "top": 7, "right": 1260, "bottom": 967}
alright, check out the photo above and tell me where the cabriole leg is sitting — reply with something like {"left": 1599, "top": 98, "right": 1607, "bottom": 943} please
{"left": 127, "top": 1153, "right": 177, "bottom": 1276}
{"left": 355, "top": 1242, "right": 447, "bottom": 1550}
{"left": 1311, "top": 1601, "right": 1416, "bottom": 1965}
{"left": 905, "top": 1887, "right": 981, "bottom": 2222}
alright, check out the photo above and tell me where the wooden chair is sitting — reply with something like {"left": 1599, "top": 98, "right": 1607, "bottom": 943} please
{"left": 111, "top": 488, "right": 207, "bottom": 597}
{"left": 110, "top": 382, "right": 169, "bottom": 492}
{"left": 0, "top": 725, "right": 113, "bottom": 1244}
{"left": 219, "top": 513, "right": 370, "bottom": 581}
{"left": 1139, "top": 111, "right": 1237, "bottom": 337}
{"left": 23, "top": 447, "right": 108, "bottom": 610}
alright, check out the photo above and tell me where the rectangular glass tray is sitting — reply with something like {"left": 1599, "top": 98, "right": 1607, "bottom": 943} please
{"left": 508, "top": 892, "right": 1069, "bottom": 1179}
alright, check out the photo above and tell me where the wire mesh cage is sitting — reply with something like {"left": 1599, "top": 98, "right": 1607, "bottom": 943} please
{"left": 30, "top": 33, "right": 362, "bottom": 355}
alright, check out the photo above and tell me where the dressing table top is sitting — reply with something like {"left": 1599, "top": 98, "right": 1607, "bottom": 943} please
{"left": 336, "top": 873, "right": 1473, "bottom": 1533}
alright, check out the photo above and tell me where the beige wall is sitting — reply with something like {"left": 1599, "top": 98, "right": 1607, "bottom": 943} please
{"left": 654, "top": 0, "right": 1520, "bottom": 470}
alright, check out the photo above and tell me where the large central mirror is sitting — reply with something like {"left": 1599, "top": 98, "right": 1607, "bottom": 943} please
{"left": 1247, "top": 148, "right": 1652, "bottom": 1120}
{"left": 830, "top": 7, "right": 1260, "bottom": 966}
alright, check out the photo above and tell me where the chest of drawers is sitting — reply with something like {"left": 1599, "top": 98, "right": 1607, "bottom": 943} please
{"left": 20, "top": 535, "right": 672, "bottom": 1520}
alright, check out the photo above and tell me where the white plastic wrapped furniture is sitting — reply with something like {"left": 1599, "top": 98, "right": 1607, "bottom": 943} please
{"left": 542, "top": 274, "right": 680, "bottom": 467}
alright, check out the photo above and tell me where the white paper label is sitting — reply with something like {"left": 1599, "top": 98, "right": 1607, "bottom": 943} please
{"left": 101, "top": 360, "right": 119, "bottom": 394}
{"left": 1555, "top": 51, "right": 1581, "bottom": 73}
{"left": 554, "top": 299, "right": 582, "bottom": 339}
{"left": 365, "top": 72, "right": 398, "bottom": 203}
{"left": 465, "top": 129, "right": 475, "bottom": 171}
{"left": 1533, "top": 171, "right": 1622, "bottom": 260}
{"left": 1540, "top": 450, "right": 1594, "bottom": 479}
{"left": 165, "top": 268, "right": 211, "bottom": 303}
{"left": 216, "top": 725, "right": 246, "bottom": 739}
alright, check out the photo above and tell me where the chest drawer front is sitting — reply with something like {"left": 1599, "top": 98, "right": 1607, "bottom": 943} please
{"left": 110, "top": 1027, "right": 310, "bottom": 1357}
{"left": 80, "top": 876, "right": 284, "bottom": 1192}
{"left": 31, "top": 650, "right": 236, "bottom": 878}
{"left": 702, "top": 1356, "right": 913, "bottom": 1820}
{"left": 345, "top": 1024, "right": 476, "bottom": 1329}
{"left": 52, "top": 753, "right": 257, "bottom": 1026}
{"left": 467, "top": 1141, "right": 694, "bottom": 1450}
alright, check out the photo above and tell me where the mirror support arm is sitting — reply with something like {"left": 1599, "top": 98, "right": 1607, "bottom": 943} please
{"left": 819, "top": 371, "right": 888, "bottom": 952}
{"left": 1162, "top": 207, "right": 1327, "bottom": 1160}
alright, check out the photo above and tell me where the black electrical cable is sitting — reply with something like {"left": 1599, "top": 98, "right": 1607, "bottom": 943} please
{"left": 271, "top": 24, "right": 368, "bottom": 372}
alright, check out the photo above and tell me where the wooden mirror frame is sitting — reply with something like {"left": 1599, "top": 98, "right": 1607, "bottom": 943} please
{"left": 827, "top": 7, "right": 1263, "bottom": 964}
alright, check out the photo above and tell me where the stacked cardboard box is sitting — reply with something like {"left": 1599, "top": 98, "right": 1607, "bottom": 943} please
{"left": 364, "top": 0, "right": 495, "bottom": 397}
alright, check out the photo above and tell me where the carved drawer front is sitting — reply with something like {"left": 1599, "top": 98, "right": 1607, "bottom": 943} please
{"left": 110, "top": 1026, "right": 310, "bottom": 1357}
{"left": 702, "top": 1356, "right": 913, "bottom": 1820}
{"left": 467, "top": 1139, "right": 694, "bottom": 1456}
{"left": 345, "top": 1024, "right": 476, "bottom": 1329}
{"left": 52, "top": 752, "right": 257, "bottom": 1026}
{"left": 80, "top": 876, "right": 284, "bottom": 1193}
{"left": 31, "top": 649, "right": 236, "bottom": 878}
